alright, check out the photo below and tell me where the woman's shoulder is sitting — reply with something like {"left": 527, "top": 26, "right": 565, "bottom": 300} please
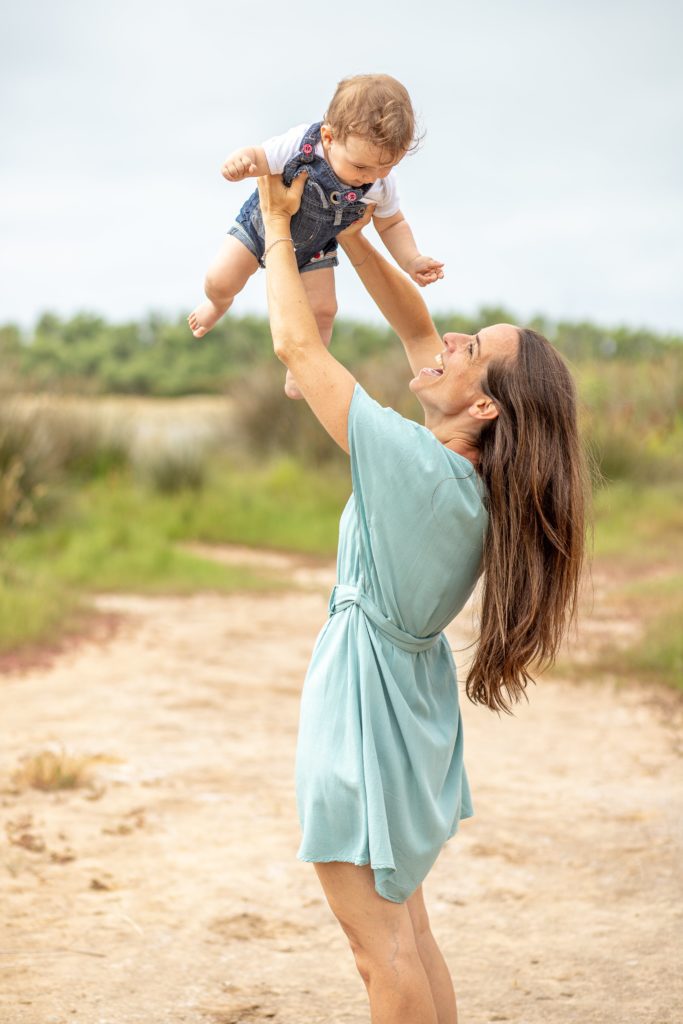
{"left": 349, "top": 384, "right": 484, "bottom": 504}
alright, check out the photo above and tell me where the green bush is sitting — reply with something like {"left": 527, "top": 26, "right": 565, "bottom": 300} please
{"left": 0, "top": 407, "right": 57, "bottom": 528}
{"left": 134, "top": 443, "right": 208, "bottom": 493}
{"left": 9, "top": 310, "right": 681, "bottom": 397}
{"left": 0, "top": 402, "right": 131, "bottom": 531}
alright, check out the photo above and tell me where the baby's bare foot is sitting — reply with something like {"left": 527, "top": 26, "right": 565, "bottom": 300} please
{"left": 284, "top": 369, "right": 305, "bottom": 400}
{"left": 187, "top": 300, "right": 227, "bottom": 338}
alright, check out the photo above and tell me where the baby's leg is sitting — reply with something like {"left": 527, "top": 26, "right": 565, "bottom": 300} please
{"left": 285, "top": 268, "right": 338, "bottom": 400}
{"left": 188, "top": 235, "right": 259, "bottom": 338}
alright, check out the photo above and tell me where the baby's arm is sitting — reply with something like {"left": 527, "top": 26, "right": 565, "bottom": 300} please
{"left": 373, "top": 211, "right": 444, "bottom": 287}
{"left": 222, "top": 146, "right": 271, "bottom": 182}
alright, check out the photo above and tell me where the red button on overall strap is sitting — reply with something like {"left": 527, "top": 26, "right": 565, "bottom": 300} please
{"left": 302, "top": 143, "right": 313, "bottom": 156}
{"left": 344, "top": 191, "right": 357, "bottom": 202}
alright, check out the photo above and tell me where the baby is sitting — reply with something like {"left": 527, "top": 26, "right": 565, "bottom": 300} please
{"left": 188, "top": 73, "right": 444, "bottom": 398}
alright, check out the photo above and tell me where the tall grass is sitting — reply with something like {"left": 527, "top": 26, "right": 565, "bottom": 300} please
{"left": 577, "top": 354, "right": 683, "bottom": 483}
{"left": 1, "top": 351, "right": 682, "bottom": 690}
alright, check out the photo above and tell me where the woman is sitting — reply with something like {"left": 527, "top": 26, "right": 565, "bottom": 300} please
{"left": 257, "top": 173, "right": 586, "bottom": 1024}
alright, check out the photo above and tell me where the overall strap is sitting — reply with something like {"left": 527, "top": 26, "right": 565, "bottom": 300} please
{"left": 298, "top": 121, "right": 323, "bottom": 163}
{"left": 282, "top": 122, "right": 323, "bottom": 187}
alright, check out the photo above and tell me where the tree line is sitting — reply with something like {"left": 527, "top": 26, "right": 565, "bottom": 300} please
{"left": 0, "top": 310, "right": 680, "bottom": 397}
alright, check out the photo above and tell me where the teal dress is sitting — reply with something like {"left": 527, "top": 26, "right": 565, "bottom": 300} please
{"left": 296, "top": 385, "right": 488, "bottom": 903}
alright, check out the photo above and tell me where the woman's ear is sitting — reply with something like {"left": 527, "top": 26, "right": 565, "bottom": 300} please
{"left": 468, "top": 396, "right": 499, "bottom": 422}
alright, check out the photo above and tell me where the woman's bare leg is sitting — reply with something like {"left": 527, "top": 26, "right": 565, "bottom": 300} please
{"left": 406, "top": 885, "right": 458, "bottom": 1024}
{"left": 284, "top": 267, "right": 338, "bottom": 399}
{"left": 314, "top": 862, "right": 438, "bottom": 1024}
{"left": 188, "top": 235, "right": 259, "bottom": 338}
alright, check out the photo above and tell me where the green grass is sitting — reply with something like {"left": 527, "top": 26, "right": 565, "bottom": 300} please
{"left": 0, "top": 456, "right": 348, "bottom": 652}
{"left": 2, "top": 458, "right": 682, "bottom": 697}
{"left": 569, "top": 483, "right": 683, "bottom": 692}
{"left": 146, "top": 455, "right": 349, "bottom": 555}
{"left": 0, "top": 559, "right": 81, "bottom": 653}
{"left": 592, "top": 481, "right": 683, "bottom": 566}
{"left": 633, "top": 603, "right": 683, "bottom": 690}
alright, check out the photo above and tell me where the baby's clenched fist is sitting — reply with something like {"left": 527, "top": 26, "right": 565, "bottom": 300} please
{"left": 222, "top": 153, "right": 258, "bottom": 182}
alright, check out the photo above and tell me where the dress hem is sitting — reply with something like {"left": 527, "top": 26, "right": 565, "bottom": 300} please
{"left": 297, "top": 853, "right": 395, "bottom": 871}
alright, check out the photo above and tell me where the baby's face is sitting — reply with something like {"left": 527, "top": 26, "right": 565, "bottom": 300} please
{"left": 321, "top": 124, "right": 404, "bottom": 186}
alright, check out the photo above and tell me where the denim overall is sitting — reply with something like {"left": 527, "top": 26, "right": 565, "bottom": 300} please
{"left": 228, "top": 122, "right": 375, "bottom": 273}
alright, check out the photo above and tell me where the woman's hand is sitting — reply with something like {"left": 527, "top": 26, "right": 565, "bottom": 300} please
{"left": 257, "top": 172, "right": 307, "bottom": 227}
{"left": 338, "top": 204, "right": 376, "bottom": 268}
{"left": 337, "top": 202, "right": 376, "bottom": 241}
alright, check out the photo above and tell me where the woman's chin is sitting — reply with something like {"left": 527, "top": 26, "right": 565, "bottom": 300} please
{"left": 408, "top": 377, "right": 430, "bottom": 407}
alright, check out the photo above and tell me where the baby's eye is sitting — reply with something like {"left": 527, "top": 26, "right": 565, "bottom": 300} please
{"left": 354, "top": 165, "right": 367, "bottom": 171}
{"left": 467, "top": 343, "right": 474, "bottom": 357}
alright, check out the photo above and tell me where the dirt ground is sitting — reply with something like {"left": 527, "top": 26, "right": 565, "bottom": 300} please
{"left": 1, "top": 546, "right": 682, "bottom": 1024}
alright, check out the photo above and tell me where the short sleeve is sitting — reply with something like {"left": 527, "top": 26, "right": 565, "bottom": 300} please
{"left": 363, "top": 171, "right": 401, "bottom": 218}
{"left": 261, "top": 123, "right": 308, "bottom": 174}
{"left": 347, "top": 385, "right": 487, "bottom": 630}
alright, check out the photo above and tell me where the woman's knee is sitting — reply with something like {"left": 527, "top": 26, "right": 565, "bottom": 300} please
{"left": 347, "top": 934, "right": 373, "bottom": 986}
{"left": 345, "top": 923, "right": 424, "bottom": 988}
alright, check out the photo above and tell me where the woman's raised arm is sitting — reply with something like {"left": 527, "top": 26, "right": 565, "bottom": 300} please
{"left": 338, "top": 217, "right": 443, "bottom": 376}
{"left": 257, "top": 173, "right": 356, "bottom": 453}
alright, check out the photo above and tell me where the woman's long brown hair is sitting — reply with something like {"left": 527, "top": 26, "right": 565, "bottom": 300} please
{"left": 467, "top": 328, "right": 588, "bottom": 713}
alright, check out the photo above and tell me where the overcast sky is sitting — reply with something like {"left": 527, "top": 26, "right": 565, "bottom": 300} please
{"left": 1, "top": 0, "right": 682, "bottom": 333}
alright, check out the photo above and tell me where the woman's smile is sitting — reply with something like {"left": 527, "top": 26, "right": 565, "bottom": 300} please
{"left": 415, "top": 348, "right": 447, "bottom": 380}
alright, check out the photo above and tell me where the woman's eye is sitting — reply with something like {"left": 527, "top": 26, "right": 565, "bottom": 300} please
{"left": 467, "top": 344, "right": 474, "bottom": 357}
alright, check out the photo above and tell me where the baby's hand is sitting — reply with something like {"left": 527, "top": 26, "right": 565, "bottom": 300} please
{"left": 407, "top": 255, "right": 445, "bottom": 287}
{"left": 222, "top": 152, "right": 258, "bottom": 182}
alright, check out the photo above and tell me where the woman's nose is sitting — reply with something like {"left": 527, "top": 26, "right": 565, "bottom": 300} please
{"left": 442, "top": 333, "right": 463, "bottom": 351}
{"left": 443, "top": 332, "right": 471, "bottom": 352}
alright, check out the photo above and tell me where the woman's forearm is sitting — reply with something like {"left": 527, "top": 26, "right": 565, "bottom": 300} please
{"left": 263, "top": 218, "right": 322, "bottom": 365}
{"left": 340, "top": 234, "right": 437, "bottom": 347}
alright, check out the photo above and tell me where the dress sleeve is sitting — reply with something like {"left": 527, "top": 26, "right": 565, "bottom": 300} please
{"left": 261, "top": 123, "right": 308, "bottom": 174}
{"left": 348, "top": 384, "right": 484, "bottom": 569}
{"left": 346, "top": 384, "right": 487, "bottom": 631}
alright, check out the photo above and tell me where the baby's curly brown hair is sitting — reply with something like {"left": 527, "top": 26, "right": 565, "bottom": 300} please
{"left": 324, "top": 74, "right": 421, "bottom": 162}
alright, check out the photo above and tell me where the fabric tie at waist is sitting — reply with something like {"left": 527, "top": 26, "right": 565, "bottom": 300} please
{"left": 329, "top": 584, "right": 442, "bottom": 654}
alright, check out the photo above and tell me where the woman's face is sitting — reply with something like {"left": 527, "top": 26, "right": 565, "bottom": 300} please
{"left": 410, "top": 324, "right": 519, "bottom": 417}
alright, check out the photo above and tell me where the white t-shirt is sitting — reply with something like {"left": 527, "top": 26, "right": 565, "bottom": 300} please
{"left": 261, "top": 123, "right": 401, "bottom": 219}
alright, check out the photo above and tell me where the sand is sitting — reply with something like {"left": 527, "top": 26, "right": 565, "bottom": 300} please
{"left": 1, "top": 547, "right": 682, "bottom": 1024}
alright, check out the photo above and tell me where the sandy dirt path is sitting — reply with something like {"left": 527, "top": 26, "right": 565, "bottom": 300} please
{"left": 1, "top": 548, "right": 682, "bottom": 1024}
